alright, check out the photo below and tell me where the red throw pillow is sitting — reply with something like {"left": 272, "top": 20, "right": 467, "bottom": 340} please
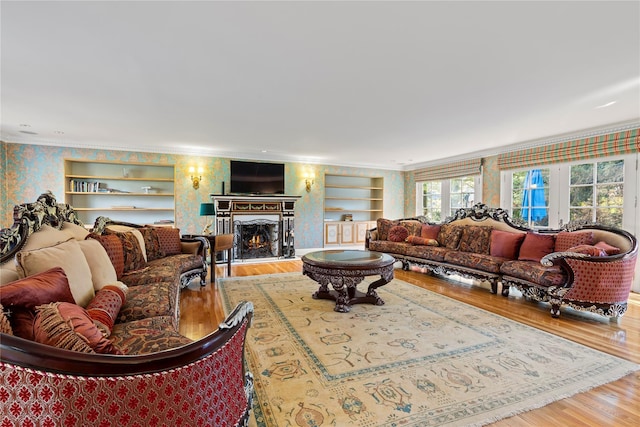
{"left": 420, "top": 224, "right": 441, "bottom": 240}
{"left": 554, "top": 231, "right": 594, "bottom": 252}
{"left": 33, "top": 302, "right": 122, "bottom": 354}
{"left": 406, "top": 235, "right": 439, "bottom": 246}
{"left": 388, "top": 225, "right": 409, "bottom": 242}
{"left": 376, "top": 218, "right": 397, "bottom": 241}
{"left": 594, "top": 240, "right": 621, "bottom": 255}
{"left": 154, "top": 227, "right": 182, "bottom": 255}
{"left": 566, "top": 245, "right": 606, "bottom": 257}
{"left": 518, "top": 232, "right": 556, "bottom": 262}
{"left": 104, "top": 230, "right": 147, "bottom": 273}
{"left": 490, "top": 230, "right": 526, "bottom": 259}
{"left": 86, "top": 285, "right": 127, "bottom": 337}
{"left": 0, "top": 267, "right": 75, "bottom": 340}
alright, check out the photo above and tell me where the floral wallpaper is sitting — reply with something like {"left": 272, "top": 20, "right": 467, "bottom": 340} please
{"left": 0, "top": 142, "right": 404, "bottom": 249}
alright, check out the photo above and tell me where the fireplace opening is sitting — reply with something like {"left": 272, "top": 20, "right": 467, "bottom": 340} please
{"left": 234, "top": 219, "right": 281, "bottom": 260}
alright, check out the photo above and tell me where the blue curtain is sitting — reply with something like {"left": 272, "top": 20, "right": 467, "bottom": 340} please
{"left": 521, "top": 169, "right": 546, "bottom": 222}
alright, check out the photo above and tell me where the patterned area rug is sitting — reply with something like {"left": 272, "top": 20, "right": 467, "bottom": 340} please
{"left": 218, "top": 273, "right": 639, "bottom": 427}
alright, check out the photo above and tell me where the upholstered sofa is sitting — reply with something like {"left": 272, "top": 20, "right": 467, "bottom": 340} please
{"left": 0, "top": 192, "right": 255, "bottom": 426}
{"left": 366, "top": 204, "right": 638, "bottom": 319}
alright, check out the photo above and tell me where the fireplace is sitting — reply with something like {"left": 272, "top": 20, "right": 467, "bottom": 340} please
{"left": 234, "top": 219, "right": 280, "bottom": 260}
{"left": 211, "top": 195, "right": 299, "bottom": 261}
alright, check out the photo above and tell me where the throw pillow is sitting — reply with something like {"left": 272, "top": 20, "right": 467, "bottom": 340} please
{"left": 458, "top": 226, "right": 492, "bottom": 254}
{"left": 397, "top": 220, "right": 423, "bottom": 237}
{"left": 105, "top": 225, "right": 147, "bottom": 261}
{"left": 0, "top": 267, "right": 75, "bottom": 340}
{"left": 61, "top": 221, "right": 90, "bottom": 240}
{"left": 154, "top": 227, "right": 182, "bottom": 255}
{"left": 140, "top": 227, "right": 165, "bottom": 261}
{"left": 566, "top": 245, "right": 607, "bottom": 257}
{"left": 594, "top": 240, "right": 621, "bottom": 255}
{"left": 15, "top": 240, "right": 95, "bottom": 307}
{"left": 33, "top": 302, "right": 122, "bottom": 354}
{"left": 554, "top": 231, "right": 594, "bottom": 252}
{"left": 490, "top": 230, "right": 526, "bottom": 259}
{"left": 406, "top": 235, "right": 439, "bottom": 246}
{"left": 518, "top": 232, "right": 556, "bottom": 262}
{"left": 437, "top": 224, "right": 464, "bottom": 250}
{"left": 88, "top": 233, "right": 125, "bottom": 279}
{"left": 388, "top": 225, "right": 409, "bottom": 242}
{"left": 86, "top": 284, "right": 128, "bottom": 337}
{"left": 420, "top": 224, "right": 441, "bottom": 240}
{"left": 77, "top": 239, "right": 121, "bottom": 291}
{"left": 375, "top": 218, "right": 397, "bottom": 242}
{"left": 104, "top": 230, "right": 147, "bottom": 273}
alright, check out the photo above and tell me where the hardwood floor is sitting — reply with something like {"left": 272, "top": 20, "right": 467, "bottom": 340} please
{"left": 179, "top": 260, "right": 640, "bottom": 426}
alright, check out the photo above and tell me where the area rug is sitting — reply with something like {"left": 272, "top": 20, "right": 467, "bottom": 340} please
{"left": 218, "top": 273, "right": 639, "bottom": 427}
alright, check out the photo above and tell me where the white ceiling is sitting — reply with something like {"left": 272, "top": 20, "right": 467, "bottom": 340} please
{"left": 1, "top": 1, "right": 639, "bottom": 171}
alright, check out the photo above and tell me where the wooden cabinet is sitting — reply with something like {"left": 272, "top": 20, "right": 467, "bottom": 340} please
{"left": 64, "top": 159, "right": 175, "bottom": 226}
{"left": 324, "top": 220, "right": 376, "bottom": 247}
{"left": 324, "top": 173, "right": 382, "bottom": 246}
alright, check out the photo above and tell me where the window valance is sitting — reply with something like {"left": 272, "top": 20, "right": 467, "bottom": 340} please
{"left": 498, "top": 128, "right": 639, "bottom": 170}
{"left": 413, "top": 158, "right": 482, "bottom": 181}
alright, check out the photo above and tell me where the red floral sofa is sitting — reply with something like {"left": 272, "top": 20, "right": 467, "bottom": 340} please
{"left": 366, "top": 204, "right": 638, "bottom": 319}
{"left": 0, "top": 192, "right": 255, "bottom": 425}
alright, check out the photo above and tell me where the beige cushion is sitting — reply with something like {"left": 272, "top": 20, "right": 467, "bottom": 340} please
{"left": 106, "top": 225, "right": 147, "bottom": 262}
{"left": 61, "top": 221, "right": 90, "bottom": 240}
{"left": 16, "top": 239, "right": 95, "bottom": 307}
{"left": 0, "top": 224, "right": 70, "bottom": 285}
{"left": 77, "top": 239, "right": 125, "bottom": 291}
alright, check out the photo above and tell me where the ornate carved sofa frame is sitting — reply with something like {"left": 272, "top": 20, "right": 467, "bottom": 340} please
{"left": 0, "top": 193, "right": 255, "bottom": 425}
{"left": 366, "top": 204, "right": 638, "bottom": 319}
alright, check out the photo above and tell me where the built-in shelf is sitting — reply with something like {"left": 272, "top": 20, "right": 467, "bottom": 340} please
{"left": 64, "top": 159, "right": 176, "bottom": 226}
{"left": 323, "top": 174, "right": 383, "bottom": 247}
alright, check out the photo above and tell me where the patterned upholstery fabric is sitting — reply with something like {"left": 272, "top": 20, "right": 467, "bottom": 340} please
{"left": 0, "top": 304, "right": 12, "bottom": 335}
{"left": 368, "top": 240, "right": 409, "bottom": 256}
{"left": 88, "top": 233, "right": 125, "bottom": 279}
{"left": 140, "top": 227, "right": 165, "bottom": 261}
{"left": 376, "top": 218, "right": 397, "bottom": 241}
{"left": 104, "top": 230, "right": 147, "bottom": 273}
{"left": 458, "top": 226, "right": 492, "bottom": 254}
{"left": 118, "top": 282, "right": 176, "bottom": 326}
{"left": 388, "top": 225, "right": 409, "bottom": 242}
{"left": 110, "top": 316, "right": 192, "bottom": 354}
{"left": 406, "top": 236, "right": 439, "bottom": 246}
{"left": 404, "top": 245, "right": 449, "bottom": 262}
{"left": 562, "top": 257, "right": 636, "bottom": 303}
{"left": 437, "top": 224, "right": 464, "bottom": 250}
{"left": 555, "top": 231, "right": 594, "bottom": 252}
{"left": 121, "top": 254, "right": 202, "bottom": 287}
{"left": 154, "top": 227, "right": 182, "bottom": 255}
{"left": 500, "top": 260, "right": 566, "bottom": 287}
{"left": 0, "top": 321, "right": 250, "bottom": 426}
{"left": 444, "top": 251, "right": 506, "bottom": 274}
{"left": 398, "top": 220, "right": 423, "bottom": 237}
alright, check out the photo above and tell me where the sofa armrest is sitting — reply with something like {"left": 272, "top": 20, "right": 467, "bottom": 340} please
{"left": 180, "top": 235, "right": 208, "bottom": 258}
{"left": 1, "top": 301, "right": 254, "bottom": 426}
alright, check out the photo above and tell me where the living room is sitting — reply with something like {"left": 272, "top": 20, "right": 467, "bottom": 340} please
{"left": 1, "top": 1, "right": 639, "bottom": 426}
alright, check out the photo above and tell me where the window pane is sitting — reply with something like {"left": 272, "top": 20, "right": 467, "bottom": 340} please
{"left": 571, "top": 164, "right": 593, "bottom": 185}
{"left": 596, "top": 208, "right": 623, "bottom": 228}
{"left": 422, "top": 181, "right": 442, "bottom": 222}
{"left": 570, "top": 207, "right": 593, "bottom": 223}
{"left": 596, "top": 183, "right": 623, "bottom": 207}
{"left": 570, "top": 186, "right": 593, "bottom": 206}
{"left": 597, "top": 160, "right": 623, "bottom": 183}
{"left": 514, "top": 168, "right": 549, "bottom": 228}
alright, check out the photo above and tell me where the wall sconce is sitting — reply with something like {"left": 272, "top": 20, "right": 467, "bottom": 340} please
{"left": 303, "top": 171, "right": 315, "bottom": 192}
{"left": 189, "top": 166, "right": 204, "bottom": 189}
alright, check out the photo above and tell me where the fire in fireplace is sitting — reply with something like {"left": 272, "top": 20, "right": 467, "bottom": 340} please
{"left": 234, "top": 219, "right": 280, "bottom": 260}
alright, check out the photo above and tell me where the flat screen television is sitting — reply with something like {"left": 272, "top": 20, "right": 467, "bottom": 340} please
{"left": 230, "top": 160, "right": 285, "bottom": 195}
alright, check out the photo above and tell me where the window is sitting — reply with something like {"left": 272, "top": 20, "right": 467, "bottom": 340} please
{"left": 501, "top": 154, "right": 635, "bottom": 231}
{"left": 569, "top": 160, "right": 624, "bottom": 228}
{"left": 417, "top": 176, "right": 481, "bottom": 222}
{"left": 510, "top": 168, "right": 550, "bottom": 228}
